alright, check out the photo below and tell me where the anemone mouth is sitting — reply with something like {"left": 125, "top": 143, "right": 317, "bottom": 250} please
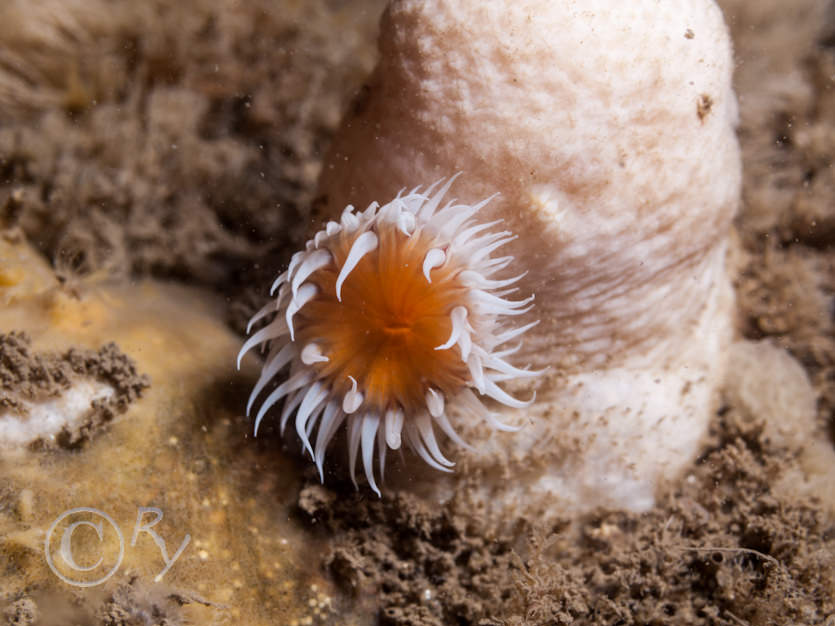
{"left": 238, "top": 176, "right": 539, "bottom": 496}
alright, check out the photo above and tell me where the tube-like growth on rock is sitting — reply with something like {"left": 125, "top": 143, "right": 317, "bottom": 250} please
{"left": 317, "top": 0, "right": 741, "bottom": 511}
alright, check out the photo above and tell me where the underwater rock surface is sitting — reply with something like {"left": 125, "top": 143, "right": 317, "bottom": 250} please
{"left": 1, "top": 0, "right": 834, "bottom": 624}
{"left": 0, "top": 238, "right": 368, "bottom": 625}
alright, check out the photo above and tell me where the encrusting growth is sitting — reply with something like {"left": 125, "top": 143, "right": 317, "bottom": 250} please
{"left": 238, "top": 176, "right": 539, "bottom": 495}
{"left": 315, "top": 0, "right": 741, "bottom": 512}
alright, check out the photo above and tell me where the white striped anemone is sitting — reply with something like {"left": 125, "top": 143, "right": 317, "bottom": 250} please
{"left": 237, "top": 176, "right": 539, "bottom": 496}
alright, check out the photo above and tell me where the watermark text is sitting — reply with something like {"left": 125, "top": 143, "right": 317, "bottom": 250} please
{"left": 44, "top": 506, "right": 190, "bottom": 587}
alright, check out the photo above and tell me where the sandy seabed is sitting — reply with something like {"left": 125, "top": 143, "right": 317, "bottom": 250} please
{"left": 1, "top": 1, "right": 834, "bottom": 625}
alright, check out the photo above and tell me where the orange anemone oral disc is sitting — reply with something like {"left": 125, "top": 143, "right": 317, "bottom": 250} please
{"left": 295, "top": 225, "right": 469, "bottom": 414}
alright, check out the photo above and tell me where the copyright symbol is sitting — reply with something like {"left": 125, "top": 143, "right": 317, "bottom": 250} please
{"left": 44, "top": 507, "right": 124, "bottom": 587}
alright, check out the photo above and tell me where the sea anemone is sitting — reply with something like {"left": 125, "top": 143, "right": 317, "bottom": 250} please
{"left": 237, "top": 176, "right": 538, "bottom": 495}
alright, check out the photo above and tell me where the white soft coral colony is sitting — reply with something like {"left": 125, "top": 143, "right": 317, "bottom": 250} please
{"left": 237, "top": 176, "right": 538, "bottom": 495}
